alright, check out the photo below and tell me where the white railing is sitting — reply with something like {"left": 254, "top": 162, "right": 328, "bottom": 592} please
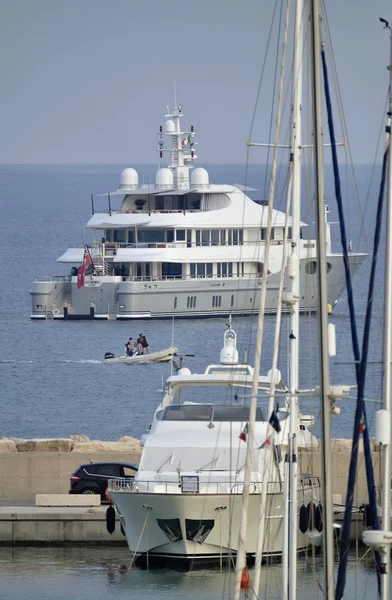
{"left": 108, "top": 476, "right": 320, "bottom": 495}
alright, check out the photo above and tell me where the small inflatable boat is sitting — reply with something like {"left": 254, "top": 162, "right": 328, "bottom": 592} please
{"left": 103, "top": 346, "right": 178, "bottom": 365}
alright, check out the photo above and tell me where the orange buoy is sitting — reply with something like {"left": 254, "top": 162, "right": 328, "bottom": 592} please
{"left": 240, "top": 568, "right": 251, "bottom": 589}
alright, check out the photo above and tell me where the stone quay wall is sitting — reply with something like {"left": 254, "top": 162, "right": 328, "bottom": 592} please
{"left": 0, "top": 435, "right": 381, "bottom": 503}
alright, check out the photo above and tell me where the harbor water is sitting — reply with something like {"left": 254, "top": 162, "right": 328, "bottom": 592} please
{"left": 0, "top": 547, "right": 380, "bottom": 600}
{"left": 0, "top": 163, "right": 386, "bottom": 597}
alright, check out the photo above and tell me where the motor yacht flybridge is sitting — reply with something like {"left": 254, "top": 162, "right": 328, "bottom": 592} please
{"left": 31, "top": 104, "right": 363, "bottom": 320}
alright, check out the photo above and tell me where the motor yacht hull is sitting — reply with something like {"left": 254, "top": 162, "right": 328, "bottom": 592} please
{"left": 30, "top": 254, "right": 364, "bottom": 320}
{"left": 110, "top": 485, "right": 319, "bottom": 565}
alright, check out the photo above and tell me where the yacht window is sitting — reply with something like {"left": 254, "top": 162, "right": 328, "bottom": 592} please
{"left": 174, "top": 297, "right": 177, "bottom": 309}
{"left": 305, "top": 261, "right": 317, "bottom": 275}
{"left": 228, "top": 263, "right": 233, "bottom": 276}
{"left": 212, "top": 296, "right": 215, "bottom": 308}
{"left": 196, "top": 230, "right": 201, "bottom": 246}
{"left": 138, "top": 229, "right": 165, "bottom": 243}
{"left": 239, "top": 229, "right": 243, "bottom": 244}
{"left": 176, "top": 229, "right": 186, "bottom": 241}
{"left": 261, "top": 228, "right": 274, "bottom": 241}
{"left": 202, "top": 230, "right": 209, "bottom": 246}
{"left": 287, "top": 227, "right": 292, "bottom": 240}
{"left": 113, "top": 229, "right": 126, "bottom": 243}
{"left": 145, "top": 264, "right": 151, "bottom": 279}
{"left": 155, "top": 197, "right": 164, "bottom": 211}
{"left": 105, "top": 230, "right": 113, "bottom": 242}
{"left": 206, "top": 263, "right": 213, "bottom": 276}
{"left": 222, "top": 263, "right": 227, "bottom": 276}
{"left": 161, "top": 404, "right": 265, "bottom": 422}
{"left": 162, "top": 263, "right": 182, "bottom": 278}
{"left": 233, "top": 230, "right": 238, "bottom": 245}
{"left": 194, "top": 296, "right": 197, "bottom": 308}
{"left": 166, "top": 230, "right": 174, "bottom": 243}
{"left": 218, "top": 295, "right": 222, "bottom": 307}
{"left": 327, "top": 262, "right": 332, "bottom": 273}
{"left": 231, "top": 294, "right": 234, "bottom": 307}
{"left": 220, "top": 229, "right": 226, "bottom": 244}
{"left": 217, "top": 264, "right": 221, "bottom": 277}
{"left": 211, "top": 230, "right": 219, "bottom": 246}
{"left": 187, "top": 230, "right": 192, "bottom": 247}
{"left": 128, "top": 230, "right": 136, "bottom": 244}
{"left": 190, "top": 264, "right": 196, "bottom": 277}
{"left": 197, "top": 264, "right": 205, "bottom": 276}
{"left": 187, "top": 297, "right": 190, "bottom": 308}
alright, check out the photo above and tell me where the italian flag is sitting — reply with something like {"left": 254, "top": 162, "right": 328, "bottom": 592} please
{"left": 359, "top": 414, "right": 366, "bottom": 434}
{"left": 239, "top": 423, "right": 249, "bottom": 442}
{"left": 182, "top": 135, "right": 192, "bottom": 146}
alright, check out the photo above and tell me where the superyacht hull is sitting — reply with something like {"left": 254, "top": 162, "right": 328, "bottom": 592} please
{"left": 109, "top": 483, "right": 319, "bottom": 565}
{"left": 30, "top": 253, "right": 364, "bottom": 320}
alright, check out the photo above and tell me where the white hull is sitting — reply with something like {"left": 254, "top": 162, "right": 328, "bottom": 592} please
{"left": 30, "top": 254, "right": 364, "bottom": 320}
{"left": 110, "top": 483, "right": 319, "bottom": 564}
{"left": 103, "top": 346, "right": 178, "bottom": 364}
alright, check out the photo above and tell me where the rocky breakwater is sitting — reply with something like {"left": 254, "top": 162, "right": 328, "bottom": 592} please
{"left": 0, "top": 434, "right": 141, "bottom": 453}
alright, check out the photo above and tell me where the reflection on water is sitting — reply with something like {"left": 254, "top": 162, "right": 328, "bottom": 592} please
{"left": 0, "top": 547, "right": 382, "bottom": 600}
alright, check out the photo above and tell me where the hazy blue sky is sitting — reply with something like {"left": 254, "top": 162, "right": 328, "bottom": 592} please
{"left": 1, "top": 0, "right": 391, "bottom": 164}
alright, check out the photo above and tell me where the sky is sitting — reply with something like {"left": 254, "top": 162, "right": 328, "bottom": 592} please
{"left": 0, "top": 0, "right": 391, "bottom": 165}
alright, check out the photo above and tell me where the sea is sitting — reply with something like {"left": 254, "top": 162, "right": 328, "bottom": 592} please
{"left": 0, "top": 163, "right": 387, "bottom": 598}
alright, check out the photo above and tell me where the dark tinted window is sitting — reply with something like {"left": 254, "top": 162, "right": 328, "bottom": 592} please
{"left": 88, "top": 464, "right": 121, "bottom": 476}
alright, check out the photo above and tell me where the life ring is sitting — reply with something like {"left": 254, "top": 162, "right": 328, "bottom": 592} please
{"left": 53, "top": 308, "right": 60, "bottom": 315}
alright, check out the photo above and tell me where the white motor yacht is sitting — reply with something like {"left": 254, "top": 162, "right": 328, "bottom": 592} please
{"left": 107, "top": 324, "right": 320, "bottom": 565}
{"left": 30, "top": 104, "right": 364, "bottom": 320}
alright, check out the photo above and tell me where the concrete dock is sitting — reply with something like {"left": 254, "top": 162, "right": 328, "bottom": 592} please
{"left": 0, "top": 504, "right": 125, "bottom": 545}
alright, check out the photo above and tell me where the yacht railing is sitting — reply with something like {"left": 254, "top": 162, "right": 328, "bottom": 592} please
{"left": 33, "top": 275, "right": 72, "bottom": 282}
{"left": 108, "top": 476, "right": 320, "bottom": 495}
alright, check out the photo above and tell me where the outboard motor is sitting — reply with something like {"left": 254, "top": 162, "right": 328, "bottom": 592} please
{"left": 104, "top": 352, "right": 115, "bottom": 360}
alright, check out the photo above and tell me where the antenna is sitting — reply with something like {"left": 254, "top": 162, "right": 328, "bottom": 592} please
{"left": 170, "top": 316, "right": 175, "bottom": 376}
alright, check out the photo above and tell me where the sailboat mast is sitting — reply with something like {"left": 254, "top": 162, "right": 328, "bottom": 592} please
{"left": 380, "top": 19, "right": 392, "bottom": 600}
{"left": 309, "top": 1, "right": 334, "bottom": 598}
{"left": 283, "top": 0, "right": 302, "bottom": 597}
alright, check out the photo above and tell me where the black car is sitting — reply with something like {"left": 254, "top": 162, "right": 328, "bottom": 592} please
{"left": 69, "top": 462, "right": 138, "bottom": 500}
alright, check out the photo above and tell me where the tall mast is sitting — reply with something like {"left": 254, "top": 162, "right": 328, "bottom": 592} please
{"left": 309, "top": 1, "right": 334, "bottom": 598}
{"left": 380, "top": 18, "right": 392, "bottom": 600}
{"left": 282, "top": 0, "right": 303, "bottom": 597}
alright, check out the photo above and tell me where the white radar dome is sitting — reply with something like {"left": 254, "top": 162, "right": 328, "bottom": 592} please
{"left": 156, "top": 168, "right": 173, "bottom": 189}
{"left": 165, "top": 119, "right": 175, "bottom": 133}
{"left": 191, "top": 168, "right": 209, "bottom": 189}
{"left": 220, "top": 329, "right": 238, "bottom": 365}
{"left": 119, "top": 168, "right": 139, "bottom": 189}
{"left": 178, "top": 367, "right": 192, "bottom": 376}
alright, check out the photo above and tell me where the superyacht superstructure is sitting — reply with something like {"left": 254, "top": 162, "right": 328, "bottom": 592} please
{"left": 30, "top": 105, "right": 364, "bottom": 320}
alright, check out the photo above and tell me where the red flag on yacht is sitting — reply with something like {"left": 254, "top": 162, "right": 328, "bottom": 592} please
{"left": 77, "top": 246, "right": 93, "bottom": 288}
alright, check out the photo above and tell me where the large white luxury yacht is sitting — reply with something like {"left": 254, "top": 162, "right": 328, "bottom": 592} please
{"left": 30, "top": 104, "right": 364, "bottom": 320}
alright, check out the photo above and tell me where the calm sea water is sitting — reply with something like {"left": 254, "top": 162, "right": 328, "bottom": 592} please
{"left": 0, "top": 163, "right": 385, "bottom": 442}
{"left": 0, "top": 163, "right": 387, "bottom": 598}
{"left": 0, "top": 547, "right": 381, "bottom": 600}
